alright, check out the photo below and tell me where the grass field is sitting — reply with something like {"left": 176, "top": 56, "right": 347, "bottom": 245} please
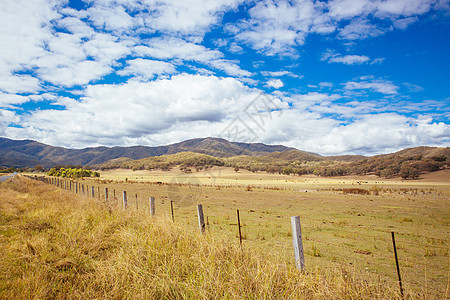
{"left": 10, "top": 168, "right": 450, "bottom": 298}
{"left": 1, "top": 175, "right": 404, "bottom": 299}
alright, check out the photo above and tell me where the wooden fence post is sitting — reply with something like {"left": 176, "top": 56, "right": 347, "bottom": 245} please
{"left": 391, "top": 232, "right": 404, "bottom": 297}
{"left": 170, "top": 201, "right": 174, "bottom": 222}
{"left": 135, "top": 193, "right": 138, "bottom": 210}
{"left": 122, "top": 191, "right": 127, "bottom": 209}
{"left": 291, "top": 216, "right": 305, "bottom": 271}
{"left": 91, "top": 186, "right": 95, "bottom": 198}
{"left": 237, "top": 209, "right": 243, "bottom": 249}
{"left": 75, "top": 182, "right": 78, "bottom": 194}
{"left": 149, "top": 197, "right": 155, "bottom": 216}
{"left": 197, "top": 204, "right": 205, "bottom": 234}
{"left": 105, "top": 188, "right": 108, "bottom": 202}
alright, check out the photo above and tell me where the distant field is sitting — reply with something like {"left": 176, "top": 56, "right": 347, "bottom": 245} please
{"left": 27, "top": 168, "right": 450, "bottom": 297}
{"left": 99, "top": 166, "right": 450, "bottom": 187}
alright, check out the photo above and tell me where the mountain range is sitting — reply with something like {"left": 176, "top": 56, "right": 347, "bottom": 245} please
{"left": 0, "top": 137, "right": 448, "bottom": 171}
{"left": 0, "top": 137, "right": 303, "bottom": 168}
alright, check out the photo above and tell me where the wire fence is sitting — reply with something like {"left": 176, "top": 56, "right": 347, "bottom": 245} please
{"left": 24, "top": 175, "right": 449, "bottom": 298}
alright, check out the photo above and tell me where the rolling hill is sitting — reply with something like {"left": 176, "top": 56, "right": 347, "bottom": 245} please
{"left": 0, "top": 137, "right": 298, "bottom": 168}
{"left": 1, "top": 137, "right": 448, "bottom": 179}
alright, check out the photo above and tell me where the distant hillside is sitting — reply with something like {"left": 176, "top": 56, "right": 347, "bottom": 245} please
{"left": 377, "top": 146, "right": 450, "bottom": 159}
{"left": 2, "top": 137, "right": 448, "bottom": 179}
{"left": 0, "top": 137, "right": 296, "bottom": 168}
{"left": 333, "top": 146, "right": 450, "bottom": 178}
{"left": 100, "top": 152, "right": 224, "bottom": 171}
{"left": 98, "top": 145, "right": 449, "bottom": 180}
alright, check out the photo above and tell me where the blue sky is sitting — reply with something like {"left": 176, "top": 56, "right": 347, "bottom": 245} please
{"left": 0, "top": 0, "right": 449, "bottom": 155}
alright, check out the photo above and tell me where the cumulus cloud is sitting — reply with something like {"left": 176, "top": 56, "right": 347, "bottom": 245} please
{"left": 343, "top": 76, "right": 399, "bottom": 94}
{"left": 321, "top": 50, "right": 371, "bottom": 64}
{"left": 0, "top": 0, "right": 56, "bottom": 93}
{"left": 321, "top": 50, "right": 385, "bottom": 65}
{"left": 0, "top": 93, "right": 33, "bottom": 108}
{"left": 229, "top": 0, "right": 441, "bottom": 56}
{"left": 0, "top": 0, "right": 250, "bottom": 95}
{"left": 118, "top": 59, "right": 176, "bottom": 80}
{"left": 290, "top": 113, "right": 450, "bottom": 155}
{"left": 5, "top": 77, "right": 449, "bottom": 156}
{"left": 134, "top": 37, "right": 251, "bottom": 77}
{"left": 217, "top": 100, "right": 450, "bottom": 155}
{"left": 266, "top": 79, "right": 284, "bottom": 88}
{"left": 7, "top": 74, "right": 259, "bottom": 148}
{"left": 136, "top": 0, "right": 242, "bottom": 36}
{"left": 231, "top": 0, "right": 334, "bottom": 56}
{"left": 260, "top": 70, "right": 302, "bottom": 78}
{"left": 328, "top": 0, "right": 376, "bottom": 20}
{"left": 82, "top": 0, "right": 243, "bottom": 37}
{"left": 338, "top": 18, "right": 387, "bottom": 40}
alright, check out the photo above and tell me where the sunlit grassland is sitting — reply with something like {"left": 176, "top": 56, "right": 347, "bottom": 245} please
{"left": 0, "top": 176, "right": 405, "bottom": 299}
{"left": 81, "top": 167, "right": 449, "bottom": 298}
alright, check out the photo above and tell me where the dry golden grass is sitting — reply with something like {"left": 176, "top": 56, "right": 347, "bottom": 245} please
{"left": 74, "top": 167, "right": 449, "bottom": 299}
{"left": 0, "top": 176, "right": 406, "bottom": 299}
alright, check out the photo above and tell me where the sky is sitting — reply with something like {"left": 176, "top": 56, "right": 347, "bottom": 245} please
{"left": 0, "top": 0, "right": 449, "bottom": 156}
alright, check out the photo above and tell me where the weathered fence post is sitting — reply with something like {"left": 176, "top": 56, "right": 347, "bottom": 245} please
{"left": 82, "top": 184, "right": 84, "bottom": 195}
{"left": 149, "top": 197, "right": 155, "bottom": 216}
{"left": 105, "top": 188, "right": 108, "bottom": 202}
{"left": 69, "top": 181, "right": 72, "bottom": 191}
{"left": 122, "top": 191, "right": 127, "bottom": 209}
{"left": 75, "top": 182, "right": 78, "bottom": 194}
{"left": 197, "top": 204, "right": 205, "bottom": 234}
{"left": 135, "top": 193, "right": 138, "bottom": 210}
{"left": 170, "top": 201, "right": 174, "bottom": 222}
{"left": 237, "top": 209, "right": 243, "bottom": 249}
{"left": 98, "top": 187, "right": 100, "bottom": 200}
{"left": 91, "top": 186, "right": 95, "bottom": 198}
{"left": 391, "top": 232, "right": 404, "bottom": 297}
{"left": 291, "top": 216, "right": 305, "bottom": 271}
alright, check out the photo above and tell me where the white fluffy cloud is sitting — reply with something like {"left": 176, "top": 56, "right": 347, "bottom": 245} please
{"left": 0, "top": 0, "right": 57, "bottom": 93}
{"left": 266, "top": 79, "right": 284, "bottom": 89}
{"left": 344, "top": 76, "right": 399, "bottom": 94}
{"left": 328, "top": 0, "right": 376, "bottom": 20}
{"left": 231, "top": 0, "right": 335, "bottom": 56}
{"left": 230, "top": 0, "right": 441, "bottom": 55}
{"left": 321, "top": 50, "right": 371, "bottom": 64}
{"left": 285, "top": 113, "right": 450, "bottom": 155}
{"left": 0, "top": 0, "right": 250, "bottom": 96}
{"left": 134, "top": 37, "right": 251, "bottom": 77}
{"left": 118, "top": 59, "right": 176, "bottom": 80}
{"left": 0, "top": 93, "right": 32, "bottom": 108}
{"left": 5, "top": 76, "right": 449, "bottom": 155}
{"left": 8, "top": 74, "right": 258, "bottom": 147}
{"left": 82, "top": 0, "right": 243, "bottom": 36}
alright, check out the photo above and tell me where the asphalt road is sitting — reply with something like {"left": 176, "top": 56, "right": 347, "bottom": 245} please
{"left": 0, "top": 172, "right": 17, "bottom": 183}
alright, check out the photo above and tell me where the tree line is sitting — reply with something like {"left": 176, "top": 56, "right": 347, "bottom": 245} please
{"left": 47, "top": 167, "right": 100, "bottom": 178}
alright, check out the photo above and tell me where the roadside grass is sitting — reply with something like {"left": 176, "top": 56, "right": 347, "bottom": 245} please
{"left": 72, "top": 168, "right": 450, "bottom": 298}
{"left": 0, "top": 176, "right": 403, "bottom": 299}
